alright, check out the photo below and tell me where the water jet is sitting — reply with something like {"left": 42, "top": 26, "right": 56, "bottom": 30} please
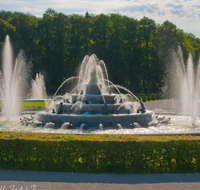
{"left": 31, "top": 73, "right": 46, "bottom": 100}
{"left": 0, "top": 35, "right": 29, "bottom": 119}
{"left": 34, "top": 54, "right": 154, "bottom": 129}
{"left": 1, "top": 37, "right": 199, "bottom": 135}
{"left": 164, "top": 47, "right": 200, "bottom": 125}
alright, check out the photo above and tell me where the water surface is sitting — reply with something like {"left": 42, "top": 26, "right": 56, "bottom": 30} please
{"left": 0, "top": 114, "right": 199, "bottom": 135}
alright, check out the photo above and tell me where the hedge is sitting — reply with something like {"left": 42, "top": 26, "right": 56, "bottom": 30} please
{"left": 0, "top": 132, "right": 200, "bottom": 173}
{"left": 138, "top": 94, "right": 161, "bottom": 102}
{"left": 142, "top": 95, "right": 147, "bottom": 102}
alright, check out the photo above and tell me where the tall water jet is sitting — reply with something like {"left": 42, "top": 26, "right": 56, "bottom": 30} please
{"left": 0, "top": 35, "right": 29, "bottom": 119}
{"left": 31, "top": 73, "right": 46, "bottom": 99}
{"left": 164, "top": 46, "right": 200, "bottom": 125}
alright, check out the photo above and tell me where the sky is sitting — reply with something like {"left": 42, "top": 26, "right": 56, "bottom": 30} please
{"left": 1, "top": 0, "right": 200, "bottom": 38}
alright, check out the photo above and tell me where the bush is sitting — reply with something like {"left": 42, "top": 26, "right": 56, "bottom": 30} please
{"left": 156, "top": 94, "right": 160, "bottom": 100}
{"left": 0, "top": 132, "right": 200, "bottom": 174}
{"left": 142, "top": 95, "right": 146, "bottom": 102}
{"left": 151, "top": 94, "right": 155, "bottom": 101}
{"left": 147, "top": 94, "right": 151, "bottom": 101}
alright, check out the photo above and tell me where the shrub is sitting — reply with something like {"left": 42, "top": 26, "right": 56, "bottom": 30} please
{"left": 156, "top": 94, "right": 160, "bottom": 100}
{"left": 151, "top": 94, "right": 155, "bottom": 101}
{"left": 147, "top": 94, "right": 151, "bottom": 101}
{"left": 142, "top": 95, "right": 146, "bottom": 102}
{"left": 137, "top": 96, "right": 142, "bottom": 102}
{"left": 1, "top": 132, "right": 200, "bottom": 174}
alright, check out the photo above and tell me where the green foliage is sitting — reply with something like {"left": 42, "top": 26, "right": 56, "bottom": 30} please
{"left": 151, "top": 94, "right": 155, "bottom": 101}
{"left": 0, "top": 132, "right": 200, "bottom": 173}
{"left": 138, "top": 96, "right": 142, "bottom": 101}
{"left": 0, "top": 10, "right": 21, "bottom": 21}
{"left": 0, "top": 10, "right": 200, "bottom": 94}
{"left": 147, "top": 94, "right": 151, "bottom": 101}
{"left": 142, "top": 95, "right": 146, "bottom": 102}
{"left": 156, "top": 94, "right": 160, "bottom": 100}
{"left": 0, "top": 19, "right": 16, "bottom": 41}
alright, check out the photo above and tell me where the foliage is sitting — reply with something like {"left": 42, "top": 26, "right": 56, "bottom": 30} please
{"left": 142, "top": 95, "right": 147, "bottom": 102}
{"left": 0, "top": 10, "right": 200, "bottom": 94}
{"left": 0, "top": 18, "right": 16, "bottom": 41}
{"left": 151, "top": 94, "right": 155, "bottom": 101}
{"left": 147, "top": 94, "right": 151, "bottom": 101}
{"left": 0, "top": 132, "right": 200, "bottom": 173}
{"left": 156, "top": 94, "right": 161, "bottom": 100}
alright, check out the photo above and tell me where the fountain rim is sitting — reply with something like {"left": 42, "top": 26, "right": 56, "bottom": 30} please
{"left": 36, "top": 109, "right": 153, "bottom": 116}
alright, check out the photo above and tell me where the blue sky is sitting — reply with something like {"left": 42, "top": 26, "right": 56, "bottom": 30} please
{"left": 1, "top": 0, "right": 200, "bottom": 38}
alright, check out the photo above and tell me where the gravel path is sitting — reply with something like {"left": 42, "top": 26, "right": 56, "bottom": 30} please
{"left": 143, "top": 99, "right": 181, "bottom": 114}
{"left": 0, "top": 170, "right": 200, "bottom": 190}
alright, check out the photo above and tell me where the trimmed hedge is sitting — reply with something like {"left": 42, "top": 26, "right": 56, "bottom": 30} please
{"left": 142, "top": 95, "right": 147, "bottom": 102}
{"left": 138, "top": 94, "right": 161, "bottom": 102}
{"left": 147, "top": 95, "right": 151, "bottom": 101}
{"left": 151, "top": 94, "right": 155, "bottom": 101}
{"left": 0, "top": 132, "right": 200, "bottom": 173}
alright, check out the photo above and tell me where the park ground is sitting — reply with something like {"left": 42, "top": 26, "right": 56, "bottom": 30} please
{"left": 0, "top": 170, "right": 200, "bottom": 190}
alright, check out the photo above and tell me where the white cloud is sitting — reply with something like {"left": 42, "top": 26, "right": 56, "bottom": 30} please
{"left": 21, "top": 7, "right": 46, "bottom": 14}
{"left": 1, "top": 0, "right": 200, "bottom": 20}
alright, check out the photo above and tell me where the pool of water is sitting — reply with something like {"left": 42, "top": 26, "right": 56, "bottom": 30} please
{"left": 0, "top": 114, "right": 200, "bottom": 135}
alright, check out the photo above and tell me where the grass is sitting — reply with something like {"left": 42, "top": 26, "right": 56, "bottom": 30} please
{"left": 0, "top": 100, "right": 46, "bottom": 111}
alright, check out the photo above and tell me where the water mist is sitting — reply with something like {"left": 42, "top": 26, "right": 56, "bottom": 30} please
{"left": 0, "top": 35, "right": 29, "bottom": 119}
{"left": 31, "top": 73, "right": 46, "bottom": 99}
{"left": 164, "top": 46, "right": 200, "bottom": 125}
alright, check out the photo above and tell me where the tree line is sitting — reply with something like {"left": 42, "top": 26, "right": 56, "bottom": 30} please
{"left": 0, "top": 8, "right": 200, "bottom": 94}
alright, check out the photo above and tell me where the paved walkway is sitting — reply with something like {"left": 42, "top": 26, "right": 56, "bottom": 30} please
{"left": 143, "top": 99, "right": 181, "bottom": 114}
{"left": 0, "top": 170, "right": 200, "bottom": 190}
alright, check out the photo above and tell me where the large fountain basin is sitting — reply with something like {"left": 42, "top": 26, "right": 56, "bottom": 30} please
{"left": 55, "top": 102, "right": 138, "bottom": 114}
{"left": 35, "top": 110, "right": 153, "bottom": 128}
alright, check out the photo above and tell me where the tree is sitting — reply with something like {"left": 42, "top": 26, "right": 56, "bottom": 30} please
{"left": 50, "top": 12, "right": 71, "bottom": 85}
{"left": 68, "top": 15, "right": 92, "bottom": 71}
{"left": 106, "top": 13, "right": 125, "bottom": 85}
{"left": 0, "top": 19, "right": 16, "bottom": 42}
{"left": 157, "top": 21, "right": 180, "bottom": 60}
{"left": 85, "top": 11, "right": 91, "bottom": 19}
{"left": 90, "top": 14, "right": 110, "bottom": 59}
{"left": 8, "top": 13, "right": 38, "bottom": 58}
{"left": 139, "top": 17, "right": 156, "bottom": 93}
{"left": 0, "top": 10, "right": 21, "bottom": 21}
{"left": 0, "top": 10, "right": 199, "bottom": 94}
{"left": 120, "top": 16, "right": 140, "bottom": 92}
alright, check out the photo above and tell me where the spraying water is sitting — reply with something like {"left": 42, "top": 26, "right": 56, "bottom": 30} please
{"left": 31, "top": 73, "right": 46, "bottom": 99}
{"left": 164, "top": 46, "right": 200, "bottom": 125}
{"left": 36, "top": 54, "right": 152, "bottom": 129}
{"left": 0, "top": 35, "right": 29, "bottom": 119}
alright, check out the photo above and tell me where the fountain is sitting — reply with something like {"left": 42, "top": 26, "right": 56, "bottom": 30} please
{"left": 0, "top": 38, "right": 200, "bottom": 134}
{"left": 31, "top": 73, "right": 46, "bottom": 99}
{"left": 34, "top": 54, "right": 154, "bottom": 129}
{"left": 0, "top": 35, "right": 29, "bottom": 119}
{"left": 1, "top": 36, "right": 200, "bottom": 134}
{"left": 164, "top": 46, "right": 200, "bottom": 125}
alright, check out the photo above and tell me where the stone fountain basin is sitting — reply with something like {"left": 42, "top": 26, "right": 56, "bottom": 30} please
{"left": 71, "top": 94, "right": 118, "bottom": 104}
{"left": 55, "top": 102, "right": 140, "bottom": 114}
{"left": 35, "top": 110, "right": 154, "bottom": 128}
